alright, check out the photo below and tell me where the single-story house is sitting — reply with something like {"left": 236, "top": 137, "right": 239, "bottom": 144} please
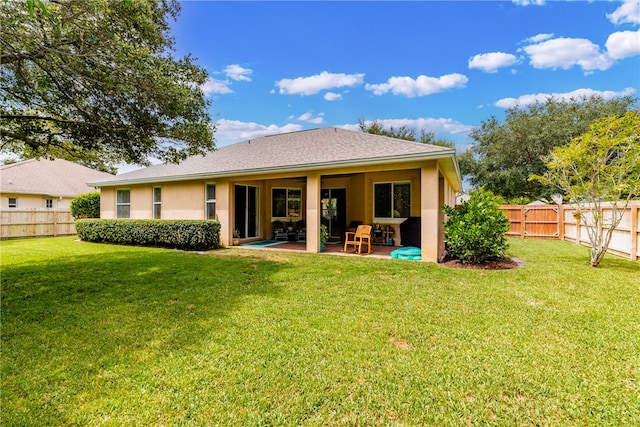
{"left": 89, "top": 127, "right": 462, "bottom": 262}
{"left": 1, "top": 158, "right": 113, "bottom": 210}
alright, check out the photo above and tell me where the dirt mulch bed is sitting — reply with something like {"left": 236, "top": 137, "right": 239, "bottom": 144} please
{"left": 439, "top": 257, "right": 525, "bottom": 270}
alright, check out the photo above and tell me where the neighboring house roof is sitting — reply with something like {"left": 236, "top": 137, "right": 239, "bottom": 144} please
{"left": 90, "top": 127, "right": 462, "bottom": 190}
{"left": 0, "top": 158, "right": 114, "bottom": 198}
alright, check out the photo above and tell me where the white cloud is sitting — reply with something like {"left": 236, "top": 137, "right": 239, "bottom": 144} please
{"left": 201, "top": 78, "right": 233, "bottom": 96}
{"left": 339, "top": 117, "right": 474, "bottom": 136}
{"left": 522, "top": 30, "right": 640, "bottom": 72}
{"left": 276, "top": 71, "right": 365, "bottom": 96}
{"left": 607, "top": 0, "right": 640, "bottom": 25}
{"left": 324, "top": 92, "right": 343, "bottom": 101}
{"left": 214, "top": 119, "right": 303, "bottom": 146}
{"left": 523, "top": 37, "right": 613, "bottom": 71}
{"left": 200, "top": 64, "right": 253, "bottom": 96}
{"left": 468, "top": 52, "right": 518, "bottom": 73}
{"left": 365, "top": 73, "right": 468, "bottom": 97}
{"left": 524, "top": 33, "right": 554, "bottom": 43}
{"left": 224, "top": 64, "right": 252, "bottom": 82}
{"left": 494, "top": 87, "right": 637, "bottom": 109}
{"left": 606, "top": 29, "right": 640, "bottom": 60}
{"left": 297, "top": 111, "right": 324, "bottom": 124}
{"left": 512, "top": 0, "right": 545, "bottom": 5}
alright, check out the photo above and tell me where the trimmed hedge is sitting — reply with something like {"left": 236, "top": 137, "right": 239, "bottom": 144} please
{"left": 75, "top": 219, "right": 220, "bottom": 251}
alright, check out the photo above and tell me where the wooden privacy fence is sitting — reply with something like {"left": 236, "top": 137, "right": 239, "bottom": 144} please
{"left": 1, "top": 210, "right": 76, "bottom": 239}
{"left": 500, "top": 202, "right": 640, "bottom": 261}
{"left": 500, "top": 205, "right": 561, "bottom": 239}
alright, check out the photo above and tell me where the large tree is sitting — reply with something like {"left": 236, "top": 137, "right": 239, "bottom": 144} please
{"left": 461, "top": 96, "right": 636, "bottom": 201}
{"left": 358, "top": 119, "right": 455, "bottom": 148}
{"left": 531, "top": 111, "right": 640, "bottom": 267}
{"left": 1, "top": 0, "right": 214, "bottom": 171}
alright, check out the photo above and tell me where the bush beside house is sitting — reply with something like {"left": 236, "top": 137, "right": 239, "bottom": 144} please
{"left": 70, "top": 192, "right": 101, "bottom": 219}
{"left": 76, "top": 219, "right": 220, "bottom": 251}
{"left": 443, "top": 190, "right": 510, "bottom": 264}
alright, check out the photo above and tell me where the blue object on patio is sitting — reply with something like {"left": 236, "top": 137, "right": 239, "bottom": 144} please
{"left": 390, "top": 246, "right": 422, "bottom": 260}
{"left": 241, "top": 240, "right": 289, "bottom": 248}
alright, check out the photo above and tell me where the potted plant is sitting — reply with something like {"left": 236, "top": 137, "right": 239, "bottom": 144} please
{"left": 320, "top": 224, "right": 328, "bottom": 252}
{"left": 232, "top": 229, "right": 240, "bottom": 246}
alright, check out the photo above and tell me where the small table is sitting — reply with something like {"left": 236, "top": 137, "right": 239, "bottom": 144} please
{"left": 287, "top": 231, "right": 298, "bottom": 242}
{"left": 383, "top": 229, "right": 394, "bottom": 245}
{"left": 373, "top": 229, "right": 395, "bottom": 245}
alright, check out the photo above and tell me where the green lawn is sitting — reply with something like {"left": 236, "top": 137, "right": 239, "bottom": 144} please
{"left": 1, "top": 237, "right": 639, "bottom": 426}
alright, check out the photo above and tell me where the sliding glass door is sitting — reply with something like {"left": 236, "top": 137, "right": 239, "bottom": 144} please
{"left": 235, "top": 185, "right": 259, "bottom": 239}
{"left": 321, "top": 188, "right": 346, "bottom": 240}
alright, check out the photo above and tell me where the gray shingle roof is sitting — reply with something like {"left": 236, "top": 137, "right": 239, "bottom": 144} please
{"left": 91, "top": 127, "right": 458, "bottom": 186}
{"left": 0, "top": 158, "right": 114, "bottom": 197}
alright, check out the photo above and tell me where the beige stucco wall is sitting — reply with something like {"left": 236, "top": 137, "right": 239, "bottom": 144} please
{"left": 100, "top": 188, "right": 116, "bottom": 218}
{"left": 101, "top": 181, "right": 209, "bottom": 220}
{"left": 1, "top": 193, "right": 72, "bottom": 210}
{"left": 97, "top": 157, "right": 460, "bottom": 259}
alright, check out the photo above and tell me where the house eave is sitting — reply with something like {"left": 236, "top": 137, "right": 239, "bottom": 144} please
{"left": 89, "top": 150, "right": 458, "bottom": 187}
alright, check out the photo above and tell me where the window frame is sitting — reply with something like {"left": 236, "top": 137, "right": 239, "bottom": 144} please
{"left": 116, "top": 189, "right": 131, "bottom": 219}
{"left": 152, "top": 187, "right": 161, "bottom": 219}
{"left": 45, "top": 199, "right": 53, "bottom": 209}
{"left": 205, "top": 183, "right": 216, "bottom": 220}
{"left": 8, "top": 197, "right": 17, "bottom": 208}
{"left": 373, "top": 181, "right": 411, "bottom": 221}
{"left": 271, "top": 187, "right": 302, "bottom": 219}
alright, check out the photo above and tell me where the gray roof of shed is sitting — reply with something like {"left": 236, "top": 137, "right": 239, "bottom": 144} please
{"left": 0, "top": 158, "right": 114, "bottom": 197}
{"left": 91, "top": 127, "right": 460, "bottom": 187}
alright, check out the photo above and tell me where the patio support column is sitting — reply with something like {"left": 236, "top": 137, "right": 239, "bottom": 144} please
{"left": 216, "top": 181, "right": 231, "bottom": 247}
{"left": 306, "top": 172, "right": 321, "bottom": 253}
{"left": 420, "top": 163, "right": 439, "bottom": 263}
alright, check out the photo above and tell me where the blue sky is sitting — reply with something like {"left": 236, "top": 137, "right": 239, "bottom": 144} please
{"left": 173, "top": 0, "right": 639, "bottom": 151}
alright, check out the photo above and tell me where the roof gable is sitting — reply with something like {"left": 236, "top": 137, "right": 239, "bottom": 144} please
{"left": 0, "top": 159, "right": 114, "bottom": 197}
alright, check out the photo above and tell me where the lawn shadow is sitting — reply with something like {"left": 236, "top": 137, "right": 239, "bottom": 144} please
{"left": 1, "top": 244, "right": 287, "bottom": 418}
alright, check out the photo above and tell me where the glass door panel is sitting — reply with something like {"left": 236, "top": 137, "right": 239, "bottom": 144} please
{"left": 235, "top": 185, "right": 259, "bottom": 238}
{"left": 321, "top": 188, "right": 346, "bottom": 240}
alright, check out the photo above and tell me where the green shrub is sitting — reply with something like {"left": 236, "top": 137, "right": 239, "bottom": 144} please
{"left": 75, "top": 219, "right": 220, "bottom": 251}
{"left": 70, "top": 192, "right": 100, "bottom": 218}
{"left": 443, "top": 189, "right": 510, "bottom": 263}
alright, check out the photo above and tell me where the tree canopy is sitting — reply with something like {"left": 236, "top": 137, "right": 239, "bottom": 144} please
{"left": 460, "top": 96, "right": 637, "bottom": 201}
{"left": 1, "top": 0, "right": 214, "bottom": 171}
{"left": 531, "top": 111, "right": 640, "bottom": 267}
{"left": 358, "top": 119, "right": 455, "bottom": 148}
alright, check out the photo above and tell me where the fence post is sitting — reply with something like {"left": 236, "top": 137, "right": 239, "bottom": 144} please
{"left": 520, "top": 205, "right": 525, "bottom": 238}
{"left": 558, "top": 205, "right": 565, "bottom": 241}
{"left": 631, "top": 204, "right": 638, "bottom": 261}
{"left": 574, "top": 207, "right": 581, "bottom": 246}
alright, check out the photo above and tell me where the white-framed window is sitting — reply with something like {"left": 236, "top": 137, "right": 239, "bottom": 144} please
{"left": 153, "top": 187, "right": 161, "bottom": 219}
{"left": 45, "top": 199, "right": 53, "bottom": 208}
{"left": 8, "top": 197, "right": 17, "bottom": 208}
{"left": 272, "top": 188, "right": 302, "bottom": 219}
{"left": 374, "top": 182, "right": 411, "bottom": 219}
{"left": 116, "top": 189, "right": 130, "bottom": 219}
{"left": 205, "top": 184, "right": 216, "bottom": 220}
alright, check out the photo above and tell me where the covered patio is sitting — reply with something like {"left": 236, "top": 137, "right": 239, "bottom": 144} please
{"left": 239, "top": 240, "right": 399, "bottom": 259}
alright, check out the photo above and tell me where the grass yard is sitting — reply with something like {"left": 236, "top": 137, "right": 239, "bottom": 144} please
{"left": 1, "top": 237, "right": 639, "bottom": 426}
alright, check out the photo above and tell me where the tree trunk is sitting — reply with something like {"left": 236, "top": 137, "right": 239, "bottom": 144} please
{"left": 588, "top": 203, "right": 624, "bottom": 267}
